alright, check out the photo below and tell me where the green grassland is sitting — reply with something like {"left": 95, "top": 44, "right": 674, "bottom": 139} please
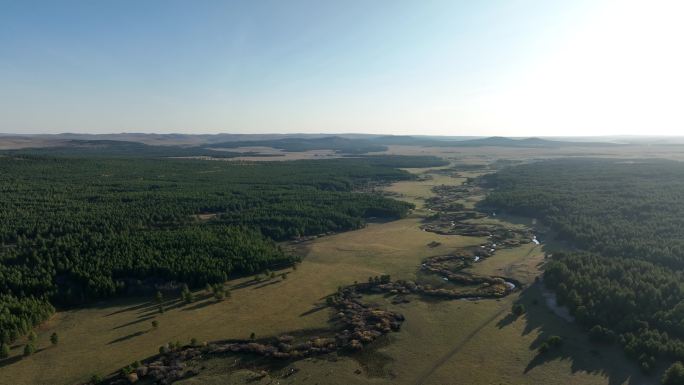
{"left": 0, "top": 182, "right": 481, "bottom": 385}
{"left": 0, "top": 153, "right": 648, "bottom": 385}
{"left": 383, "top": 167, "right": 464, "bottom": 210}
{"left": 177, "top": 164, "right": 644, "bottom": 385}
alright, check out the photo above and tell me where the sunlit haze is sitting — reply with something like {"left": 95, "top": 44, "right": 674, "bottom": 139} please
{"left": 1, "top": 0, "right": 682, "bottom": 136}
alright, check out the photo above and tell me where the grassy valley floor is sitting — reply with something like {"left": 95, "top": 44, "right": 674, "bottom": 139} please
{"left": 0, "top": 161, "right": 646, "bottom": 385}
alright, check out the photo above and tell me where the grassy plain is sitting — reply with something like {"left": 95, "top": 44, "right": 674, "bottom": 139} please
{"left": 384, "top": 172, "right": 464, "bottom": 209}
{"left": 0, "top": 149, "right": 650, "bottom": 385}
{"left": 0, "top": 168, "right": 474, "bottom": 385}
{"left": 177, "top": 163, "right": 645, "bottom": 385}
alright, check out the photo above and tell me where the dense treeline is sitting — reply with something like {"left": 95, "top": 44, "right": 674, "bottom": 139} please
{"left": 0, "top": 155, "right": 444, "bottom": 345}
{"left": 481, "top": 159, "right": 684, "bottom": 371}
{"left": 209, "top": 136, "right": 387, "bottom": 154}
{"left": 5, "top": 140, "right": 256, "bottom": 158}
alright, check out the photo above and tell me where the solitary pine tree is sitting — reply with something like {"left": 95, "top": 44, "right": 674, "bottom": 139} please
{"left": 181, "top": 284, "right": 193, "bottom": 303}
{"left": 23, "top": 343, "right": 35, "bottom": 356}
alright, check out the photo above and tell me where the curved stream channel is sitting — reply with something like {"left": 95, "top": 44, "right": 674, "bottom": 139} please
{"left": 103, "top": 168, "right": 538, "bottom": 385}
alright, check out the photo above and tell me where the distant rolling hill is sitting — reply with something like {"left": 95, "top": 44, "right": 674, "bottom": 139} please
{"left": 0, "top": 140, "right": 260, "bottom": 158}
{"left": 0, "top": 133, "right": 624, "bottom": 156}
{"left": 207, "top": 136, "right": 388, "bottom": 154}
{"left": 369, "top": 135, "right": 620, "bottom": 148}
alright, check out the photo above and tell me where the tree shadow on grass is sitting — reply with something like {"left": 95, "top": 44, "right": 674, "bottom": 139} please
{"left": 0, "top": 346, "right": 50, "bottom": 367}
{"left": 159, "top": 298, "right": 199, "bottom": 312}
{"left": 509, "top": 283, "right": 649, "bottom": 385}
{"left": 108, "top": 330, "right": 149, "bottom": 345}
{"left": 0, "top": 355, "right": 22, "bottom": 368}
{"left": 496, "top": 312, "right": 519, "bottom": 329}
{"left": 299, "top": 304, "right": 327, "bottom": 317}
{"left": 230, "top": 279, "right": 264, "bottom": 290}
{"left": 182, "top": 299, "right": 221, "bottom": 312}
{"left": 104, "top": 301, "right": 154, "bottom": 317}
{"left": 253, "top": 280, "right": 281, "bottom": 290}
{"left": 112, "top": 315, "right": 156, "bottom": 330}
{"left": 135, "top": 298, "right": 186, "bottom": 318}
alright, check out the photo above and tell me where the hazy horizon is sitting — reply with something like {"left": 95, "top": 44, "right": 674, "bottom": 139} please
{"left": 4, "top": 132, "right": 684, "bottom": 141}
{"left": 2, "top": 0, "right": 683, "bottom": 136}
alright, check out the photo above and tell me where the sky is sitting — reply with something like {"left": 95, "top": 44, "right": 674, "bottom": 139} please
{"left": 1, "top": 0, "right": 683, "bottom": 136}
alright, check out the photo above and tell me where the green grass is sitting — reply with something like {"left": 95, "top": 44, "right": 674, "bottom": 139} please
{"left": 179, "top": 164, "right": 644, "bottom": 385}
{"left": 383, "top": 169, "right": 465, "bottom": 210}
{"left": 0, "top": 217, "right": 482, "bottom": 385}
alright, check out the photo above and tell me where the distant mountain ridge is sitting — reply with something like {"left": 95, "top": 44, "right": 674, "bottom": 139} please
{"left": 444, "top": 136, "right": 594, "bottom": 147}
{"left": 209, "top": 136, "right": 387, "bottom": 154}
{"left": 1, "top": 139, "right": 259, "bottom": 158}
{"left": 0, "top": 133, "right": 625, "bottom": 153}
{"left": 369, "top": 135, "right": 618, "bottom": 148}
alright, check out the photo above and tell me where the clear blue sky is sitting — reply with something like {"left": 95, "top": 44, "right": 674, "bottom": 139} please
{"left": 1, "top": 0, "right": 682, "bottom": 136}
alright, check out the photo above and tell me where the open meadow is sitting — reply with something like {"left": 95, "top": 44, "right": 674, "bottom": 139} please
{"left": 176, "top": 160, "right": 645, "bottom": 385}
